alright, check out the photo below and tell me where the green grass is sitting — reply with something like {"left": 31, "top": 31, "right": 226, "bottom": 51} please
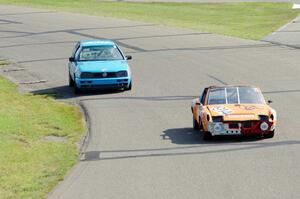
{"left": 0, "top": 1, "right": 299, "bottom": 39}
{"left": 0, "top": 75, "right": 84, "bottom": 199}
{"left": 0, "top": 60, "right": 11, "bottom": 66}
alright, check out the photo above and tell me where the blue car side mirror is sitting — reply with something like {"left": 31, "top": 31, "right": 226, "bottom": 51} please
{"left": 125, "top": 55, "right": 132, "bottom": 60}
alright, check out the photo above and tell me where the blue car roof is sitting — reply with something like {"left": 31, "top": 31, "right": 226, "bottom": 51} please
{"left": 80, "top": 39, "right": 116, "bottom": 47}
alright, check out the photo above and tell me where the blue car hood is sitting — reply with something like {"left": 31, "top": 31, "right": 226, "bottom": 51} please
{"left": 76, "top": 60, "right": 129, "bottom": 72}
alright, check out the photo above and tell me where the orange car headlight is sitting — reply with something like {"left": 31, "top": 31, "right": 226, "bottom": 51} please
{"left": 260, "top": 122, "right": 269, "bottom": 131}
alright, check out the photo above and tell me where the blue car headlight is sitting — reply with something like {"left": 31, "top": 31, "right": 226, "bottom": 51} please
{"left": 116, "top": 71, "right": 128, "bottom": 77}
{"left": 75, "top": 69, "right": 81, "bottom": 78}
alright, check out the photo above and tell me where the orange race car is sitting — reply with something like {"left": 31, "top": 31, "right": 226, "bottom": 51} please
{"left": 191, "top": 85, "right": 277, "bottom": 140}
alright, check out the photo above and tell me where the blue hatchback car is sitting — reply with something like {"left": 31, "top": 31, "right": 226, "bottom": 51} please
{"left": 68, "top": 40, "right": 132, "bottom": 93}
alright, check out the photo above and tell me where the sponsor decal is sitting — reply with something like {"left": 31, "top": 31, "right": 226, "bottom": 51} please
{"left": 211, "top": 106, "right": 233, "bottom": 115}
{"left": 240, "top": 105, "right": 257, "bottom": 111}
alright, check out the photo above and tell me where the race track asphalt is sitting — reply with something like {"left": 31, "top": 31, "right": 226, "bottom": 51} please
{"left": 263, "top": 15, "right": 300, "bottom": 48}
{"left": 0, "top": 4, "right": 300, "bottom": 199}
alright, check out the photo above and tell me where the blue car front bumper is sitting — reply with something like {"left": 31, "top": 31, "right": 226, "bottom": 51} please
{"left": 75, "top": 77, "right": 131, "bottom": 89}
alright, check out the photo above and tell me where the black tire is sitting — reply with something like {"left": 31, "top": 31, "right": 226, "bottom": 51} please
{"left": 264, "top": 130, "right": 275, "bottom": 139}
{"left": 193, "top": 116, "right": 199, "bottom": 130}
{"left": 74, "top": 81, "right": 81, "bottom": 94}
{"left": 69, "top": 74, "right": 74, "bottom": 87}
{"left": 124, "top": 82, "right": 132, "bottom": 91}
{"left": 203, "top": 131, "right": 213, "bottom": 140}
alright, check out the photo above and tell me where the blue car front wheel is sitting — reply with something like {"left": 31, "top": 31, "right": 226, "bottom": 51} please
{"left": 74, "top": 80, "right": 81, "bottom": 94}
{"left": 124, "top": 81, "right": 132, "bottom": 91}
{"left": 69, "top": 74, "right": 74, "bottom": 87}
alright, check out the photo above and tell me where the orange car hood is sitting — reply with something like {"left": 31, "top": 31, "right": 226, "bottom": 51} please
{"left": 206, "top": 104, "right": 270, "bottom": 121}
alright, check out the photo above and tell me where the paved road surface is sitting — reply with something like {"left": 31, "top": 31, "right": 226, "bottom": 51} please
{"left": 0, "top": 5, "right": 300, "bottom": 199}
{"left": 263, "top": 15, "right": 300, "bottom": 48}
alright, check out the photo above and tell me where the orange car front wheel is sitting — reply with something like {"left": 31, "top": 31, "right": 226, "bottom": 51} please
{"left": 203, "top": 131, "right": 212, "bottom": 140}
{"left": 264, "top": 130, "right": 275, "bottom": 139}
{"left": 193, "top": 116, "right": 199, "bottom": 130}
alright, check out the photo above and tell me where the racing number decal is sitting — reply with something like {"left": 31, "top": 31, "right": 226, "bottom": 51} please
{"left": 211, "top": 106, "right": 233, "bottom": 115}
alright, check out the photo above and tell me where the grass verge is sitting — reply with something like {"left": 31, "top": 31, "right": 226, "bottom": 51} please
{"left": 0, "top": 1, "right": 299, "bottom": 39}
{"left": 0, "top": 60, "right": 12, "bottom": 66}
{"left": 0, "top": 73, "right": 84, "bottom": 199}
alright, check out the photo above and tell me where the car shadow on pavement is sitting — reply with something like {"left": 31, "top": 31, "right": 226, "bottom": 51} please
{"left": 31, "top": 85, "right": 125, "bottom": 99}
{"left": 161, "top": 128, "right": 202, "bottom": 145}
{"left": 161, "top": 127, "right": 262, "bottom": 145}
{"left": 31, "top": 85, "right": 197, "bottom": 102}
{"left": 82, "top": 128, "right": 293, "bottom": 162}
{"left": 82, "top": 139, "right": 300, "bottom": 162}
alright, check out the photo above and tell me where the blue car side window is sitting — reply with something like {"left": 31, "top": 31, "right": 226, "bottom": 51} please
{"left": 115, "top": 45, "right": 125, "bottom": 60}
{"left": 74, "top": 46, "right": 82, "bottom": 61}
{"left": 71, "top": 44, "right": 81, "bottom": 61}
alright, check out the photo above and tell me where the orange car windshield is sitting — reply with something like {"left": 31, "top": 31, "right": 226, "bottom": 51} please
{"left": 207, "top": 87, "right": 265, "bottom": 105}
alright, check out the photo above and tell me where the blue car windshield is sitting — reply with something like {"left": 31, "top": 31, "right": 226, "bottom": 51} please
{"left": 78, "top": 46, "right": 124, "bottom": 61}
{"left": 207, "top": 87, "right": 265, "bottom": 105}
